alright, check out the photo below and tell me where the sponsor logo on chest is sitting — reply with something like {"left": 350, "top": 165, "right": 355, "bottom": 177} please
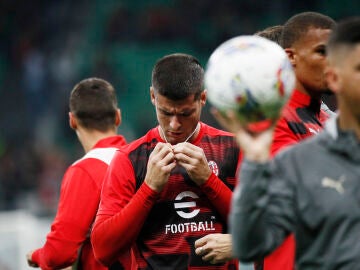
{"left": 165, "top": 190, "right": 216, "bottom": 234}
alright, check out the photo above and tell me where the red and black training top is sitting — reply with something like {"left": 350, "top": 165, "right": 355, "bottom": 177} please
{"left": 271, "top": 89, "right": 332, "bottom": 155}
{"left": 92, "top": 122, "right": 240, "bottom": 270}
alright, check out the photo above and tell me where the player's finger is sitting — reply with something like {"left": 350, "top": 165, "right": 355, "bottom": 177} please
{"left": 173, "top": 143, "right": 203, "bottom": 160}
{"left": 153, "top": 142, "right": 172, "bottom": 154}
{"left": 151, "top": 143, "right": 173, "bottom": 160}
{"left": 195, "top": 235, "right": 209, "bottom": 248}
{"left": 195, "top": 245, "right": 208, "bottom": 256}
{"left": 162, "top": 151, "right": 176, "bottom": 167}
{"left": 202, "top": 251, "right": 216, "bottom": 262}
{"left": 211, "top": 108, "right": 234, "bottom": 131}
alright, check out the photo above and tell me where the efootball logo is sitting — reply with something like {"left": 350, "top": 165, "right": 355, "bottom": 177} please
{"left": 174, "top": 191, "right": 200, "bottom": 219}
{"left": 167, "top": 191, "right": 217, "bottom": 234}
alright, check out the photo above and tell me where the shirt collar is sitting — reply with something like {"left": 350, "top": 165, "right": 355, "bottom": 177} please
{"left": 289, "top": 89, "right": 322, "bottom": 114}
{"left": 325, "top": 115, "right": 339, "bottom": 139}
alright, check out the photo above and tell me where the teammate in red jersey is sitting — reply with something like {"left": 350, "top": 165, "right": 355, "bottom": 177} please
{"left": 204, "top": 12, "right": 336, "bottom": 270}
{"left": 91, "top": 53, "right": 240, "bottom": 269}
{"left": 226, "top": 16, "right": 360, "bottom": 270}
{"left": 26, "top": 78, "right": 134, "bottom": 270}
{"left": 263, "top": 13, "right": 336, "bottom": 270}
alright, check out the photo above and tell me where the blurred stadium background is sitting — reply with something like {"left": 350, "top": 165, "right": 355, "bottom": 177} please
{"left": 0, "top": 1, "right": 358, "bottom": 269}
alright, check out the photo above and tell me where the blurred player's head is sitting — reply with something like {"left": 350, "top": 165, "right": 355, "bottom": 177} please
{"left": 281, "top": 12, "right": 336, "bottom": 96}
{"left": 326, "top": 17, "right": 360, "bottom": 120}
{"left": 69, "top": 77, "right": 120, "bottom": 132}
{"left": 255, "top": 25, "right": 283, "bottom": 45}
{"left": 150, "top": 53, "right": 206, "bottom": 144}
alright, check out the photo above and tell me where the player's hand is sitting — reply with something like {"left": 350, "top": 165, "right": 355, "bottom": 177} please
{"left": 145, "top": 142, "right": 176, "bottom": 192}
{"left": 26, "top": 250, "right": 39, "bottom": 268}
{"left": 211, "top": 107, "right": 243, "bottom": 135}
{"left": 211, "top": 108, "right": 274, "bottom": 162}
{"left": 172, "top": 142, "right": 212, "bottom": 185}
{"left": 195, "top": 233, "right": 234, "bottom": 264}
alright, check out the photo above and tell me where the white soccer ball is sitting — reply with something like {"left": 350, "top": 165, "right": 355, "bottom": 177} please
{"left": 205, "top": 35, "right": 295, "bottom": 131}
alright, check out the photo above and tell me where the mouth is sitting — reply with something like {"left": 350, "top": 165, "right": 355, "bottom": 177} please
{"left": 167, "top": 131, "right": 184, "bottom": 140}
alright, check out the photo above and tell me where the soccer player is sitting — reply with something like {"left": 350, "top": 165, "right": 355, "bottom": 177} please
{"left": 272, "top": 12, "right": 336, "bottom": 153}
{"left": 26, "top": 78, "right": 133, "bottom": 269}
{"left": 229, "top": 16, "right": 360, "bottom": 270}
{"left": 261, "top": 12, "right": 336, "bottom": 270}
{"left": 207, "top": 12, "right": 336, "bottom": 270}
{"left": 91, "top": 53, "right": 240, "bottom": 269}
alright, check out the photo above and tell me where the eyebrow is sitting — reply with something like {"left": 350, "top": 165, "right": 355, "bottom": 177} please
{"left": 158, "top": 107, "right": 196, "bottom": 115}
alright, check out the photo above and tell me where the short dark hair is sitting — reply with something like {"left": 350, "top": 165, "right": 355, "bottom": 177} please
{"left": 281, "top": 11, "right": 336, "bottom": 48}
{"left": 255, "top": 25, "right": 283, "bottom": 45}
{"left": 151, "top": 53, "right": 204, "bottom": 100}
{"left": 69, "top": 77, "right": 118, "bottom": 131}
{"left": 327, "top": 17, "right": 360, "bottom": 52}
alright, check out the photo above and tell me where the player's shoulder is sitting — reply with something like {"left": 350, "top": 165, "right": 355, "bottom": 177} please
{"left": 72, "top": 147, "right": 119, "bottom": 166}
{"left": 280, "top": 103, "right": 300, "bottom": 122}
{"left": 119, "top": 127, "right": 158, "bottom": 154}
{"left": 200, "top": 122, "right": 234, "bottom": 138}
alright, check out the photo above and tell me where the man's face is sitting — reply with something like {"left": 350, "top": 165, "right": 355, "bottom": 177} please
{"left": 151, "top": 89, "right": 206, "bottom": 145}
{"left": 291, "top": 27, "right": 332, "bottom": 94}
{"left": 335, "top": 44, "right": 360, "bottom": 119}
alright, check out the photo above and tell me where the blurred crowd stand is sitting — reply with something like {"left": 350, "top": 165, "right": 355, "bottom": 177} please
{"left": 0, "top": 0, "right": 358, "bottom": 215}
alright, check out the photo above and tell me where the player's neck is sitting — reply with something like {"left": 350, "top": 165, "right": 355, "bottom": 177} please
{"left": 78, "top": 128, "right": 117, "bottom": 153}
{"left": 296, "top": 82, "right": 322, "bottom": 101}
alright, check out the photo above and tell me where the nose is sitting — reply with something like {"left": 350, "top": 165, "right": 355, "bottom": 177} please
{"left": 169, "top": 115, "right": 181, "bottom": 130}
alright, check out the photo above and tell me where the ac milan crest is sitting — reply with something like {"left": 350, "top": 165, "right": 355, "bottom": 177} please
{"left": 208, "top": 160, "right": 219, "bottom": 176}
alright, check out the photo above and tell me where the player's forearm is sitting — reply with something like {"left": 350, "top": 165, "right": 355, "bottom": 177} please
{"left": 91, "top": 182, "right": 158, "bottom": 265}
{"left": 200, "top": 172, "right": 233, "bottom": 220}
{"left": 31, "top": 240, "right": 78, "bottom": 270}
{"left": 31, "top": 174, "right": 99, "bottom": 269}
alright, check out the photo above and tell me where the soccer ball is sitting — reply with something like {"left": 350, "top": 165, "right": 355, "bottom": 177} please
{"left": 205, "top": 35, "right": 295, "bottom": 132}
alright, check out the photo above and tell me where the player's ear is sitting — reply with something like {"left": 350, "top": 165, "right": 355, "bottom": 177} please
{"left": 115, "top": 108, "right": 121, "bottom": 126}
{"left": 150, "top": 87, "right": 156, "bottom": 106}
{"left": 285, "top": 48, "right": 296, "bottom": 67}
{"left": 200, "top": 90, "right": 207, "bottom": 106}
{"left": 325, "top": 66, "right": 341, "bottom": 94}
{"left": 69, "top": 112, "right": 77, "bottom": 129}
